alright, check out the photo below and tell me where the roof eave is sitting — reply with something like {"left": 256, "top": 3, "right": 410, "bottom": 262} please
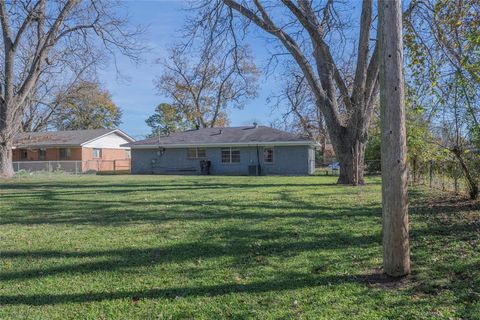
{"left": 12, "top": 144, "right": 81, "bottom": 149}
{"left": 129, "top": 141, "right": 314, "bottom": 149}
{"left": 80, "top": 129, "right": 135, "bottom": 146}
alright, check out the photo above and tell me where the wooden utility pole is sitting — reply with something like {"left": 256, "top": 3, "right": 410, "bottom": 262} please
{"left": 378, "top": 0, "right": 411, "bottom": 277}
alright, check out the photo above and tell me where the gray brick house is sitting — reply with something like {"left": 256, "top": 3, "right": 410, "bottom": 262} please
{"left": 127, "top": 125, "right": 316, "bottom": 175}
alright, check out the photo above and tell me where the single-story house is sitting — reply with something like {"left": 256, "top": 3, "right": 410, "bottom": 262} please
{"left": 12, "top": 128, "right": 134, "bottom": 173}
{"left": 127, "top": 125, "right": 316, "bottom": 175}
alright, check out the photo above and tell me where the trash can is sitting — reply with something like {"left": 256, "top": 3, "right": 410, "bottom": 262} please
{"left": 200, "top": 160, "right": 211, "bottom": 175}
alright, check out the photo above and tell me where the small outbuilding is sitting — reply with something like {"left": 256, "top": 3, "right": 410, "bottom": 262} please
{"left": 127, "top": 125, "right": 316, "bottom": 175}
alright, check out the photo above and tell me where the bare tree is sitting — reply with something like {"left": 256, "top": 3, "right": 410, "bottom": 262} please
{"left": 269, "top": 68, "right": 327, "bottom": 155}
{"left": 378, "top": 0, "right": 410, "bottom": 277}
{"left": 193, "top": 0, "right": 380, "bottom": 185}
{"left": 0, "top": 0, "right": 143, "bottom": 178}
{"left": 21, "top": 63, "right": 98, "bottom": 132}
{"left": 155, "top": 40, "right": 259, "bottom": 128}
{"left": 21, "top": 85, "right": 63, "bottom": 132}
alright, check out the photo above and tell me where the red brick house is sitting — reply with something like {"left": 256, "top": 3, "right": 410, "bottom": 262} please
{"left": 12, "top": 129, "right": 134, "bottom": 173}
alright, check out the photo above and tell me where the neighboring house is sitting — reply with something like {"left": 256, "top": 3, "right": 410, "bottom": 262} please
{"left": 12, "top": 128, "right": 134, "bottom": 173}
{"left": 127, "top": 125, "right": 316, "bottom": 175}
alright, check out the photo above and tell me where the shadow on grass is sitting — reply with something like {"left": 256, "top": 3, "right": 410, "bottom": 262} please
{"left": 0, "top": 182, "right": 382, "bottom": 226}
{"left": 407, "top": 188, "right": 480, "bottom": 318}
{"left": 0, "top": 179, "right": 343, "bottom": 192}
{"left": 0, "top": 271, "right": 375, "bottom": 306}
{"left": 1, "top": 180, "right": 477, "bottom": 315}
{"left": 1, "top": 228, "right": 381, "bottom": 282}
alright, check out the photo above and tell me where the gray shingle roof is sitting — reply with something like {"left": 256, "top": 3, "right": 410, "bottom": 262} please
{"left": 129, "top": 126, "right": 312, "bottom": 147}
{"left": 13, "top": 129, "right": 130, "bottom": 148}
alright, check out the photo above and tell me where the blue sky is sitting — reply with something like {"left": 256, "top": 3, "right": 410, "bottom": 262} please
{"left": 98, "top": 1, "right": 281, "bottom": 139}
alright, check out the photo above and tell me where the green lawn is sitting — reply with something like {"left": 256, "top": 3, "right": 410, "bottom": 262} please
{"left": 0, "top": 175, "right": 478, "bottom": 319}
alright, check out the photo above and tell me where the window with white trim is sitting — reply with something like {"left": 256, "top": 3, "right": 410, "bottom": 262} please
{"left": 263, "top": 147, "right": 274, "bottom": 163}
{"left": 125, "top": 150, "right": 131, "bottom": 159}
{"left": 187, "top": 147, "right": 206, "bottom": 159}
{"left": 93, "top": 148, "right": 102, "bottom": 158}
{"left": 221, "top": 148, "right": 240, "bottom": 163}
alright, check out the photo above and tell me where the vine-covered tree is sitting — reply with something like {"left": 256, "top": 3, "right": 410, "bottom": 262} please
{"left": 405, "top": 0, "right": 480, "bottom": 199}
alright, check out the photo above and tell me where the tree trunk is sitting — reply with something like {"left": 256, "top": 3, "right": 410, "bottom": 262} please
{"left": 335, "top": 136, "right": 366, "bottom": 185}
{"left": 1, "top": 94, "right": 16, "bottom": 178}
{"left": 0, "top": 139, "right": 14, "bottom": 178}
{"left": 378, "top": 0, "right": 411, "bottom": 277}
{"left": 222, "top": 0, "right": 380, "bottom": 187}
{"left": 453, "top": 150, "right": 478, "bottom": 200}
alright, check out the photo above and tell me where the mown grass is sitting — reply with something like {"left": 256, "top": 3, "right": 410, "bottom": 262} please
{"left": 0, "top": 174, "right": 478, "bottom": 319}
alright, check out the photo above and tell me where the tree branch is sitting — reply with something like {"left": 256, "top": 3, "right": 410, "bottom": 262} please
{"left": 17, "top": 0, "right": 79, "bottom": 106}
{"left": 352, "top": 0, "right": 373, "bottom": 106}
{"left": 223, "top": 0, "right": 342, "bottom": 130}
{"left": 12, "top": 0, "right": 44, "bottom": 51}
{"left": 282, "top": 0, "right": 351, "bottom": 110}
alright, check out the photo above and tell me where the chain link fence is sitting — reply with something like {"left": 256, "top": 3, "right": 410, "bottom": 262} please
{"left": 409, "top": 159, "right": 472, "bottom": 195}
{"left": 315, "top": 160, "right": 381, "bottom": 177}
{"left": 13, "top": 160, "right": 131, "bottom": 175}
{"left": 316, "top": 158, "right": 473, "bottom": 196}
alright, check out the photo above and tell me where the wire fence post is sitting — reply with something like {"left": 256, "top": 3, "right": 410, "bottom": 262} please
{"left": 412, "top": 157, "right": 417, "bottom": 185}
{"left": 454, "top": 175, "right": 458, "bottom": 194}
{"left": 429, "top": 160, "right": 433, "bottom": 188}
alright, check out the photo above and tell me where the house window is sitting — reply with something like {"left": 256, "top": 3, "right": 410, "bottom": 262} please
{"left": 59, "top": 148, "right": 71, "bottom": 160}
{"left": 221, "top": 148, "right": 240, "bottom": 163}
{"left": 93, "top": 148, "right": 102, "bottom": 158}
{"left": 125, "top": 150, "right": 131, "bottom": 159}
{"left": 264, "top": 147, "right": 274, "bottom": 163}
{"left": 39, "top": 148, "right": 47, "bottom": 161}
{"left": 197, "top": 148, "right": 206, "bottom": 158}
{"left": 20, "top": 149, "right": 28, "bottom": 160}
{"left": 187, "top": 147, "right": 206, "bottom": 159}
